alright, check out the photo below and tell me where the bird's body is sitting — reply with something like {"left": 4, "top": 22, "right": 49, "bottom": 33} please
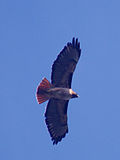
{"left": 37, "top": 80, "right": 78, "bottom": 100}
{"left": 47, "top": 87, "right": 74, "bottom": 100}
{"left": 36, "top": 38, "right": 81, "bottom": 144}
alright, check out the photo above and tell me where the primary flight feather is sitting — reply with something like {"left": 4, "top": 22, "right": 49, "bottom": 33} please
{"left": 36, "top": 38, "right": 81, "bottom": 144}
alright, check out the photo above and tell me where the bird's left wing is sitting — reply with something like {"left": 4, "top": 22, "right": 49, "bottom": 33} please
{"left": 45, "top": 98, "right": 69, "bottom": 144}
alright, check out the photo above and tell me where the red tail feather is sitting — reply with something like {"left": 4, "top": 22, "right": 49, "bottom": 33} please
{"left": 37, "top": 95, "right": 49, "bottom": 104}
{"left": 38, "top": 78, "right": 51, "bottom": 89}
{"left": 36, "top": 78, "right": 51, "bottom": 104}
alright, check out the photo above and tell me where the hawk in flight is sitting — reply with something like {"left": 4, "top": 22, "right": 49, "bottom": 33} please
{"left": 36, "top": 38, "right": 81, "bottom": 144}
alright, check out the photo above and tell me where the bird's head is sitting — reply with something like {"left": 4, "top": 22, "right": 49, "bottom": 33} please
{"left": 69, "top": 89, "right": 79, "bottom": 98}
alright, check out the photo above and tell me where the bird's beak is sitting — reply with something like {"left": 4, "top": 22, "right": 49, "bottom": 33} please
{"left": 72, "top": 93, "right": 79, "bottom": 98}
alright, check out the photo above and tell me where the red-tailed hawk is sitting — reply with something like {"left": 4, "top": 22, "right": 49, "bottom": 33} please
{"left": 36, "top": 38, "right": 81, "bottom": 144}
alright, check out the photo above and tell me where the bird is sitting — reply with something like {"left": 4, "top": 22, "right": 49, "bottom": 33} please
{"left": 36, "top": 37, "right": 81, "bottom": 144}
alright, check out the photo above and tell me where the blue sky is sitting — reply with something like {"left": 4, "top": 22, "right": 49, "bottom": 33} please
{"left": 0, "top": 0, "right": 120, "bottom": 159}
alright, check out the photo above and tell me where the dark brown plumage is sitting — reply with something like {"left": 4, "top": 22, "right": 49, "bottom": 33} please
{"left": 51, "top": 38, "right": 81, "bottom": 88}
{"left": 36, "top": 38, "right": 81, "bottom": 144}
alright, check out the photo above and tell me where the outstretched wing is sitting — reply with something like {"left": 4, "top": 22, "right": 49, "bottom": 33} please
{"left": 45, "top": 99, "right": 69, "bottom": 144}
{"left": 51, "top": 38, "right": 81, "bottom": 88}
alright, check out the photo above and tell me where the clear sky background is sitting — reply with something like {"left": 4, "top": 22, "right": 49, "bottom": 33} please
{"left": 0, "top": 0, "right": 120, "bottom": 160}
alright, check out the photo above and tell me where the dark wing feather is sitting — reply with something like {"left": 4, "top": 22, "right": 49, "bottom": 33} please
{"left": 45, "top": 98, "right": 69, "bottom": 144}
{"left": 51, "top": 38, "right": 81, "bottom": 88}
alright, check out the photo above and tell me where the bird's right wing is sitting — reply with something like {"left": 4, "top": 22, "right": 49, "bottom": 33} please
{"left": 51, "top": 38, "right": 81, "bottom": 88}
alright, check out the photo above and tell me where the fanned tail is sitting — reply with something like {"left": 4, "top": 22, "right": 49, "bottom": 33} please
{"left": 36, "top": 78, "right": 51, "bottom": 104}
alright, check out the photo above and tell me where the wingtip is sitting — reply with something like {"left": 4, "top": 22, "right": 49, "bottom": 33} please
{"left": 72, "top": 37, "right": 75, "bottom": 46}
{"left": 72, "top": 37, "right": 80, "bottom": 50}
{"left": 51, "top": 130, "right": 68, "bottom": 145}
